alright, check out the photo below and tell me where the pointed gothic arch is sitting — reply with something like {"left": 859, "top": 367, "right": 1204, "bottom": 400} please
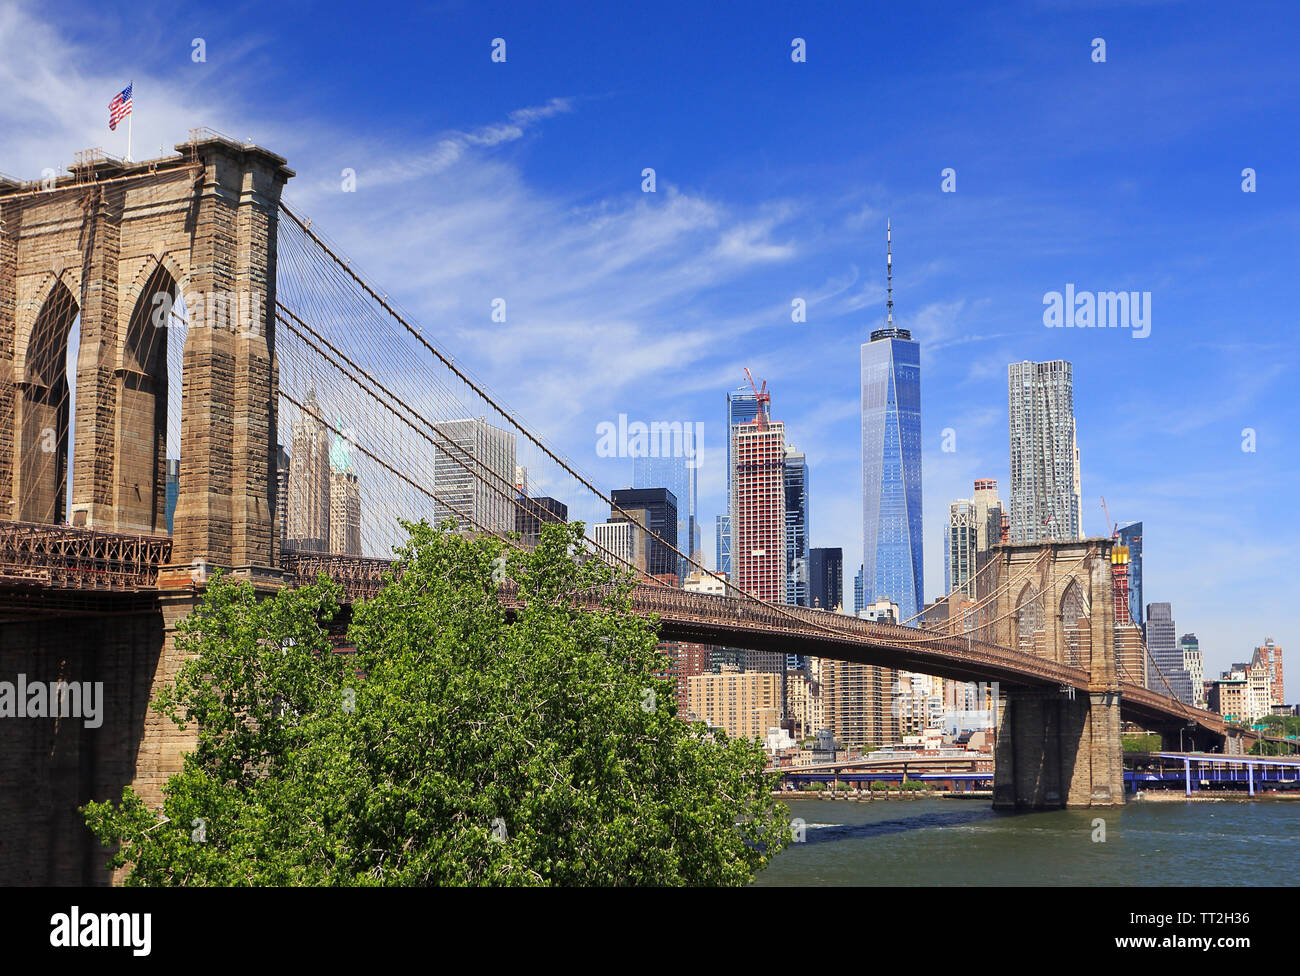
{"left": 15, "top": 276, "right": 79, "bottom": 523}
{"left": 1015, "top": 582, "right": 1044, "bottom": 655}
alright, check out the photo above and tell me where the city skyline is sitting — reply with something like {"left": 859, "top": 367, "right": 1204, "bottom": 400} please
{"left": 3, "top": 1, "right": 1296, "bottom": 699}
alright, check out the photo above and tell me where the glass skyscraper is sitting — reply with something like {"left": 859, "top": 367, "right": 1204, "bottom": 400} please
{"left": 634, "top": 455, "right": 697, "bottom": 580}
{"left": 784, "top": 445, "right": 809, "bottom": 606}
{"left": 1117, "top": 521, "right": 1143, "bottom": 627}
{"left": 861, "top": 222, "right": 923, "bottom": 622}
{"left": 725, "top": 386, "right": 761, "bottom": 582}
{"left": 715, "top": 514, "right": 731, "bottom": 577}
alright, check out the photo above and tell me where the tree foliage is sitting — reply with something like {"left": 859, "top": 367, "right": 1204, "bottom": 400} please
{"left": 84, "top": 521, "right": 790, "bottom": 885}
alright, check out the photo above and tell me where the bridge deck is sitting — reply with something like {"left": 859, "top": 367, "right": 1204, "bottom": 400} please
{"left": 0, "top": 529, "right": 1228, "bottom": 736}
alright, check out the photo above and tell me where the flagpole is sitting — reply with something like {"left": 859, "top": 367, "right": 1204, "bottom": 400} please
{"left": 125, "top": 81, "right": 133, "bottom": 162}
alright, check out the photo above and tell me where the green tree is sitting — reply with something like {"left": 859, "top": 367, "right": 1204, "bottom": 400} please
{"left": 84, "top": 521, "right": 790, "bottom": 885}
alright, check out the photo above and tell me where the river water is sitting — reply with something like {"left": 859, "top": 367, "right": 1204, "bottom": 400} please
{"left": 754, "top": 795, "right": 1300, "bottom": 885}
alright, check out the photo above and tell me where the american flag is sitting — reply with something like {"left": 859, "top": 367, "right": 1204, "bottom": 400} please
{"left": 108, "top": 83, "right": 132, "bottom": 131}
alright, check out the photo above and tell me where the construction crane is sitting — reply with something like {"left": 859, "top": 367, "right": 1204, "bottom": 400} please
{"left": 1100, "top": 496, "right": 1118, "bottom": 540}
{"left": 743, "top": 367, "right": 770, "bottom": 430}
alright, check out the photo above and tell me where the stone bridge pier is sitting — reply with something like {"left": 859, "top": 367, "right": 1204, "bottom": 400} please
{"left": 0, "top": 135, "right": 290, "bottom": 884}
{"left": 988, "top": 539, "right": 1125, "bottom": 809}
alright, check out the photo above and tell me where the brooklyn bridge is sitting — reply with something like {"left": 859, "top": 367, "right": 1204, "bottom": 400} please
{"left": 0, "top": 133, "right": 1245, "bottom": 884}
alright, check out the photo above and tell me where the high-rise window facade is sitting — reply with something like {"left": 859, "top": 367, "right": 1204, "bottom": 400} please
{"left": 1008, "top": 360, "right": 1082, "bottom": 543}
{"left": 634, "top": 455, "right": 697, "bottom": 580}
{"left": 1144, "top": 602, "right": 1194, "bottom": 703}
{"left": 809, "top": 547, "right": 843, "bottom": 611}
{"left": 715, "top": 514, "right": 731, "bottom": 578}
{"left": 1117, "top": 522, "right": 1143, "bottom": 627}
{"left": 731, "top": 420, "right": 786, "bottom": 602}
{"left": 610, "top": 487, "right": 678, "bottom": 578}
{"left": 861, "top": 329, "right": 923, "bottom": 620}
{"left": 784, "top": 446, "right": 809, "bottom": 606}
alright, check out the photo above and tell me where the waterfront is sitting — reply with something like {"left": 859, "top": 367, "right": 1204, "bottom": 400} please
{"left": 755, "top": 796, "right": 1300, "bottom": 886}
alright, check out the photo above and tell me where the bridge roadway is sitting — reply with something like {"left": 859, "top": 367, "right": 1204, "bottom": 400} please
{"left": 0, "top": 524, "right": 1230, "bottom": 740}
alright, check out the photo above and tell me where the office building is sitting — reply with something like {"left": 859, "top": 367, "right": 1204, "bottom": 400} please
{"left": 687, "top": 667, "right": 782, "bottom": 741}
{"left": 1208, "top": 672, "right": 1248, "bottom": 722}
{"left": 165, "top": 458, "right": 180, "bottom": 535}
{"left": 431, "top": 417, "right": 517, "bottom": 533}
{"left": 784, "top": 445, "right": 809, "bottom": 606}
{"left": 286, "top": 390, "right": 331, "bottom": 553}
{"left": 609, "top": 487, "right": 678, "bottom": 578}
{"left": 715, "top": 514, "right": 731, "bottom": 578}
{"left": 516, "top": 496, "right": 567, "bottom": 547}
{"left": 634, "top": 455, "right": 698, "bottom": 580}
{"left": 1007, "top": 360, "right": 1082, "bottom": 543}
{"left": 274, "top": 446, "right": 289, "bottom": 550}
{"left": 326, "top": 416, "right": 361, "bottom": 556}
{"left": 1180, "top": 634, "right": 1205, "bottom": 709}
{"left": 861, "top": 221, "right": 923, "bottom": 621}
{"left": 1257, "top": 638, "right": 1285, "bottom": 708}
{"left": 724, "top": 386, "right": 762, "bottom": 580}
{"left": 1116, "top": 521, "right": 1144, "bottom": 627}
{"left": 809, "top": 547, "right": 843, "bottom": 611}
{"left": 730, "top": 418, "right": 786, "bottom": 602}
{"left": 853, "top": 564, "right": 864, "bottom": 615}
{"left": 1144, "top": 602, "right": 1194, "bottom": 703}
{"left": 592, "top": 520, "right": 636, "bottom": 568}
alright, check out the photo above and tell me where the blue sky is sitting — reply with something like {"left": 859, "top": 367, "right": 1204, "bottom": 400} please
{"left": 4, "top": 0, "right": 1298, "bottom": 698}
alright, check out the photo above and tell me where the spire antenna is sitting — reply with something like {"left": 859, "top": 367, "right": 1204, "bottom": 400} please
{"left": 885, "top": 218, "right": 894, "bottom": 329}
{"left": 869, "top": 219, "right": 910, "bottom": 342}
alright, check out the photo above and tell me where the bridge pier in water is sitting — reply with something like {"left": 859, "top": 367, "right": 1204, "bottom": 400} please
{"left": 993, "top": 688, "right": 1124, "bottom": 809}
{"left": 988, "top": 539, "right": 1125, "bottom": 810}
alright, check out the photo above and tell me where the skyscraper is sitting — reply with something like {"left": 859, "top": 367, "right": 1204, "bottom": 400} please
{"left": 715, "top": 514, "right": 731, "bottom": 578}
{"left": 274, "top": 445, "right": 289, "bottom": 551}
{"left": 945, "top": 499, "right": 978, "bottom": 598}
{"left": 286, "top": 390, "right": 330, "bottom": 553}
{"left": 946, "top": 479, "right": 1004, "bottom": 598}
{"left": 853, "top": 564, "right": 864, "bottom": 615}
{"left": 1117, "top": 522, "right": 1143, "bottom": 627}
{"left": 725, "top": 386, "right": 761, "bottom": 581}
{"left": 634, "top": 455, "right": 698, "bottom": 579}
{"left": 783, "top": 445, "right": 809, "bottom": 606}
{"left": 430, "top": 418, "right": 517, "bottom": 533}
{"left": 1007, "top": 360, "right": 1082, "bottom": 543}
{"left": 1144, "top": 602, "right": 1193, "bottom": 703}
{"left": 861, "top": 221, "right": 923, "bottom": 621}
{"left": 731, "top": 416, "right": 786, "bottom": 602}
{"left": 515, "top": 496, "right": 568, "bottom": 547}
{"left": 1180, "top": 634, "right": 1205, "bottom": 709}
{"left": 809, "top": 547, "right": 843, "bottom": 611}
{"left": 610, "top": 487, "right": 678, "bottom": 578}
{"left": 328, "top": 415, "right": 362, "bottom": 556}
{"left": 165, "top": 458, "right": 180, "bottom": 535}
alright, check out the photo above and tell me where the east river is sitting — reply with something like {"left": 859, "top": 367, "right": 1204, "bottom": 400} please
{"left": 754, "top": 795, "right": 1300, "bottom": 885}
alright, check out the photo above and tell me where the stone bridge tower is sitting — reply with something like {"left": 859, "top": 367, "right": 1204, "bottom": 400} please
{"left": 0, "top": 136, "right": 291, "bottom": 884}
{"left": 0, "top": 134, "right": 292, "bottom": 568}
{"left": 986, "top": 538, "right": 1125, "bottom": 808}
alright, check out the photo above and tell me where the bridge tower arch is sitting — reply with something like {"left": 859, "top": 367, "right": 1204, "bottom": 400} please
{"left": 991, "top": 538, "right": 1124, "bottom": 809}
{"left": 0, "top": 136, "right": 293, "bottom": 568}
